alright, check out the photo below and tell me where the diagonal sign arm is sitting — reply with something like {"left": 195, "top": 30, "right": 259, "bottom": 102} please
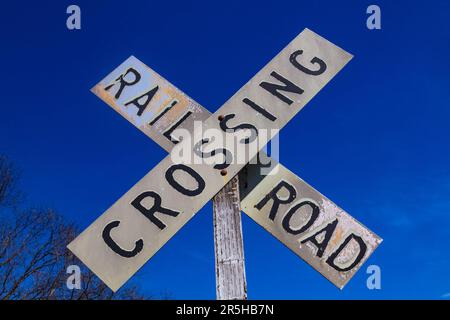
{"left": 68, "top": 29, "right": 377, "bottom": 291}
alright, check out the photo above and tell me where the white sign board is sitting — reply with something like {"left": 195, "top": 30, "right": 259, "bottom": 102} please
{"left": 69, "top": 29, "right": 355, "bottom": 291}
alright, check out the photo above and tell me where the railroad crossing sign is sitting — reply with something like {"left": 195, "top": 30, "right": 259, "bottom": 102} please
{"left": 68, "top": 29, "right": 382, "bottom": 293}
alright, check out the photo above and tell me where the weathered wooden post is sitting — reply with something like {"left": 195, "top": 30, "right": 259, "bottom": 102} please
{"left": 213, "top": 175, "right": 247, "bottom": 300}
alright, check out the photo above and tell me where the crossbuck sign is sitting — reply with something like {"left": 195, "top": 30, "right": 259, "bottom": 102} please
{"left": 68, "top": 29, "right": 382, "bottom": 292}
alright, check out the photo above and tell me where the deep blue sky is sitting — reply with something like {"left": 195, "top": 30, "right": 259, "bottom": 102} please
{"left": 1, "top": 0, "right": 449, "bottom": 299}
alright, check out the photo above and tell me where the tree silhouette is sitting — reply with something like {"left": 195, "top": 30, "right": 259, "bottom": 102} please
{"left": 0, "top": 155, "right": 147, "bottom": 300}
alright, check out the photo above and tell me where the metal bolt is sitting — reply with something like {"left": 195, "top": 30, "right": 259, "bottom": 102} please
{"left": 220, "top": 169, "right": 227, "bottom": 176}
{"left": 218, "top": 115, "right": 225, "bottom": 121}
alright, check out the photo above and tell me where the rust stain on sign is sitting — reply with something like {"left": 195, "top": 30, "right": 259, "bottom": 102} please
{"left": 91, "top": 56, "right": 210, "bottom": 152}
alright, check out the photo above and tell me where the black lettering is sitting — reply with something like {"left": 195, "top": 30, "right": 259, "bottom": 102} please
{"left": 193, "top": 138, "right": 233, "bottom": 170}
{"left": 104, "top": 67, "right": 141, "bottom": 99}
{"left": 149, "top": 99, "right": 178, "bottom": 126}
{"left": 131, "top": 191, "right": 180, "bottom": 230}
{"left": 282, "top": 201, "right": 320, "bottom": 235}
{"left": 165, "top": 164, "right": 205, "bottom": 196}
{"left": 326, "top": 234, "right": 368, "bottom": 272}
{"left": 162, "top": 111, "right": 192, "bottom": 144}
{"left": 300, "top": 219, "right": 338, "bottom": 258}
{"left": 290, "top": 50, "right": 327, "bottom": 76}
{"left": 102, "top": 220, "right": 143, "bottom": 258}
{"left": 124, "top": 86, "right": 159, "bottom": 116}
{"left": 219, "top": 113, "right": 258, "bottom": 144}
{"left": 242, "top": 98, "right": 277, "bottom": 122}
{"left": 260, "top": 71, "right": 304, "bottom": 105}
{"left": 254, "top": 180, "right": 296, "bottom": 221}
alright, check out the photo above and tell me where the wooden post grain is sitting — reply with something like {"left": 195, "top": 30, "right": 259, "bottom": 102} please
{"left": 213, "top": 175, "right": 247, "bottom": 300}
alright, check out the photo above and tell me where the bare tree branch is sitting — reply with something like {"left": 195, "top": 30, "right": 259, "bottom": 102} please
{"left": 0, "top": 155, "right": 150, "bottom": 300}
